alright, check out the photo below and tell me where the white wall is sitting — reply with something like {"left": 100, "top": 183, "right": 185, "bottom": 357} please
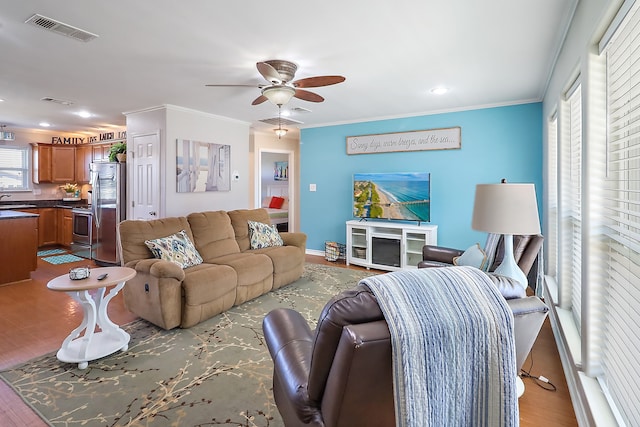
{"left": 125, "top": 104, "right": 252, "bottom": 218}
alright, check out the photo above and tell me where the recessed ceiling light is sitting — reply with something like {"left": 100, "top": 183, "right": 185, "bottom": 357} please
{"left": 0, "top": 98, "right": 5, "bottom": 102}
{"left": 77, "top": 111, "right": 91, "bottom": 118}
{"left": 430, "top": 86, "right": 448, "bottom": 95}
{"left": 39, "top": 122, "right": 51, "bottom": 127}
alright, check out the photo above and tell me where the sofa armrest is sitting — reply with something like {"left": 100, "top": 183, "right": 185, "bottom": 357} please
{"left": 280, "top": 232, "right": 307, "bottom": 251}
{"left": 126, "top": 258, "right": 186, "bottom": 281}
{"left": 263, "top": 308, "right": 320, "bottom": 424}
{"left": 420, "top": 245, "right": 464, "bottom": 264}
{"left": 506, "top": 296, "right": 549, "bottom": 370}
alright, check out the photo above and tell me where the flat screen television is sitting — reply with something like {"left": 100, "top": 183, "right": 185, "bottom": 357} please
{"left": 353, "top": 172, "right": 431, "bottom": 222}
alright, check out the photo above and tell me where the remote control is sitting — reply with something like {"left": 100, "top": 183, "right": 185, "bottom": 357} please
{"left": 97, "top": 273, "right": 108, "bottom": 281}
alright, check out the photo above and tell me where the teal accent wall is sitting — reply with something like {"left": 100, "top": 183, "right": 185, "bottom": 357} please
{"left": 299, "top": 102, "right": 543, "bottom": 253}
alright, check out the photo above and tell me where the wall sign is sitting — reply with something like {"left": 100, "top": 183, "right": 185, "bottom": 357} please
{"left": 51, "top": 130, "right": 127, "bottom": 144}
{"left": 346, "top": 127, "right": 461, "bottom": 155}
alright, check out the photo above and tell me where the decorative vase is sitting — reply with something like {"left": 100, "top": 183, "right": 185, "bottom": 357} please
{"left": 116, "top": 153, "right": 126, "bottom": 163}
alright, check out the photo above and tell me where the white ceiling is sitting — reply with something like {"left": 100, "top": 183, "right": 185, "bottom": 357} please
{"left": 0, "top": 1, "right": 577, "bottom": 135}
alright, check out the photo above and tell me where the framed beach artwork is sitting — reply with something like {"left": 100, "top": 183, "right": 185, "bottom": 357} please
{"left": 176, "top": 139, "right": 231, "bottom": 192}
{"left": 274, "top": 161, "right": 288, "bottom": 181}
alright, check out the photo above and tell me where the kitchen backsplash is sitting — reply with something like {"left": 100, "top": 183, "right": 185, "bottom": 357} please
{"left": 0, "top": 183, "right": 92, "bottom": 202}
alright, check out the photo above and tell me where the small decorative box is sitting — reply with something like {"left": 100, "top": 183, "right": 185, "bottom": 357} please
{"left": 69, "top": 267, "right": 90, "bottom": 280}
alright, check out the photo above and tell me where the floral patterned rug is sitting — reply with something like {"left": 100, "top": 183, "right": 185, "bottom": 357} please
{"left": 0, "top": 264, "right": 375, "bottom": 427}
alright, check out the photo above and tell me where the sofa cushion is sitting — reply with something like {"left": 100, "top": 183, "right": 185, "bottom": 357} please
{"left": 144, "top": 230, "right": 204, "bottom": 269}
{"left": 118, "top": 217, "right": 193, "bottom": 265}
{"left": 209, "top": 252, "right": 274, "bottom": 305}
{"left": 186, "top": 211, "right": 241, "bottom": 262}
{"left": 248, "top": 220, "right": 283, "bottom": 249}
{"left": 250, "top": 245, "right": 303, "bottom": 274}
{"left": 182, "top": 264, "right": 237, "bottom": 306}
{"left": 453, "top": 243, "right": 487, "bottom": 270}
{"left": 228, "top": 208, "right": 273, "bottom": 252}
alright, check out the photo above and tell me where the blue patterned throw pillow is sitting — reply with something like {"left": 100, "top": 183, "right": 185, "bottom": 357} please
{"left": 248, "top": 220, "right": 283, "bottom": 249}
{"left": 144, "top": 229, "right": 203, "bottom": 269}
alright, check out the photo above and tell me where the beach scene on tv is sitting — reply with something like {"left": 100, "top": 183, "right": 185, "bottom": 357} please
{"left": 353, "top": 172, "right": 431, "bottom": 222}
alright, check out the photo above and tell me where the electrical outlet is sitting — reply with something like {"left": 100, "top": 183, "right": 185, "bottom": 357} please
{"left": 309, "top": 184, "right": 317, "bottom": 192}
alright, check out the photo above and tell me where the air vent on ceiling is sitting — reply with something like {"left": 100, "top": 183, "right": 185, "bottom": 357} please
{"left": 290, "top": 107, "right": 312, "bottom": 114}
{"left": 259, "top": 117, "right": 303, "bottom": 126}
{"left": 41, "top": 97, "right": 74, "bottom": 106}
{"left": 25, "top": 14, "right": 99, "bottom": 42}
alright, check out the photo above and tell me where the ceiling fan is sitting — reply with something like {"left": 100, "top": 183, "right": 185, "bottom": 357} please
{"left": 206, "top": 60, "right": 346, "bottom": 106}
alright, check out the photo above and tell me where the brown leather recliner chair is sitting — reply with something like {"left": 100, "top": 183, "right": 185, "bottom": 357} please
{"left": 418, "top": 234, "right": 544, "bottom": 289}
{"left": 263, "top": 282, "right": 548, "bottom": 427}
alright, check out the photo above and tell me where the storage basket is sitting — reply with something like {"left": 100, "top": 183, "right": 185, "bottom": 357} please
{"left": 324, "top": 241, "right": 346, "bottom": 262}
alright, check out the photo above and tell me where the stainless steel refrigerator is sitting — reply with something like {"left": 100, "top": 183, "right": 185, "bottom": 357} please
{"left": 90, "top": 162, "right": 126, "bottom": 265}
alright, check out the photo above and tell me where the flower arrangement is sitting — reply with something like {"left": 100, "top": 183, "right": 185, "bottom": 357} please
{"left": 60, "top": 183, "right": 78, "bottom": 194}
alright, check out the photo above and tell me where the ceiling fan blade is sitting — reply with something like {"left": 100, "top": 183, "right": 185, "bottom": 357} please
{"left": 205, "top": 84, "right": 257, "bottom": 87}
{"left": 294, "top": 89, "right": 324, "bottom": 103}
{"left": 251, "top": 95, "right": 268, "bottom": 105}
{"left": 257, "top": 62, "right": 283, "bottom": 84}
{"left": 293, "top": 75, "right": 346, "bottom": 88}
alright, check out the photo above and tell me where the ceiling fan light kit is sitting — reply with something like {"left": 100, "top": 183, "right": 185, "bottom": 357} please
{"left": 262, "top": 85, "right": 296, "bottom": 106}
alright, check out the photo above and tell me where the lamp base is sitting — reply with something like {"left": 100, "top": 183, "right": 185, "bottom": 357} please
{"left": 516, "top": 375, "right": 525, "bottom": 398}
{"left": 494, "top": 234, "right": 527, "bottom": 289}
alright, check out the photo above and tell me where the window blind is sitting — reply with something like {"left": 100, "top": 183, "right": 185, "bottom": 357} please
{"left": 600, "top": 2, "right": 640, "bottom": 424}
{"left": 559, "top": 83, "right": 582, "bottom": 328}
{"left": 0, "top": 145, "right": 30, "bottom": 190}
{"left": 547, "top": 115, "right": 559, "bottom": 277}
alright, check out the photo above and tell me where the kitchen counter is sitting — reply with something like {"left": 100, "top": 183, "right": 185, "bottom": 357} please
{"left": 0, "top": 210, "right": 39, "bottom": 219}
{"left": 0, "top": 199, "right": 89, "bottom": 209}
{"left": 0, "top": 212, "right": 38, "bottom": 285}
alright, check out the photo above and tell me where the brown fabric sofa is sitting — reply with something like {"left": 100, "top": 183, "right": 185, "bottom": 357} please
{"left": 117, "top": 208, "right": 306, "bottom": 330}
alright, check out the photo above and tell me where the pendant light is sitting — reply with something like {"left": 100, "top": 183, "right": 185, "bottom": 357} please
{"left": 274, "top": 106, "right": 288, "bottom": 139}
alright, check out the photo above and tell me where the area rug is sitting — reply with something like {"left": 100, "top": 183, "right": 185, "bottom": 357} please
{"left": 41, "top": 254, "right": 85, "bottom": 265}
{"left": 37, "top": 249, "right": 68, "bottom": 257}
{"left": 0, "top": 263, "right": 375, "bottom": 427}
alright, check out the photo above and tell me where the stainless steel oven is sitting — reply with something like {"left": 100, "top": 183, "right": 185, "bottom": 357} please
{"left": 71, "top": 207, "right": 93, "bottom": 259}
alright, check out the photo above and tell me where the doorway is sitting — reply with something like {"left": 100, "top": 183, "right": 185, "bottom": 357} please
{"left": 256, "top": 148, "right": 294, "bottom": 231}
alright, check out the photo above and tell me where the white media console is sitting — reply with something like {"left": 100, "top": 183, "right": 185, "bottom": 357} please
{"left": 346, "top": 220, "right": 438, "bottom": 271}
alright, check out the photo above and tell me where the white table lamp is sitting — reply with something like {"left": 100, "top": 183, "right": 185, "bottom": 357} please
{"left": 471, "top": 181, "right": 541, "bottom": 289}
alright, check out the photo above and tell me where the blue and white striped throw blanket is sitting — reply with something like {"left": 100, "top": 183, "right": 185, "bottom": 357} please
{"left": 361, "top": 266, "right": 518, "bottom": 427}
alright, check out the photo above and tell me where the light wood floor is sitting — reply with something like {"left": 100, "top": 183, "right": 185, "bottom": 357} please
{"left": 0, "top": 252, "right": 577, "bottom": 426}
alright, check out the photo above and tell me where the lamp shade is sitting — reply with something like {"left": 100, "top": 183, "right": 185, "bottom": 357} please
{"left": 262, "top": 85, "right": 296, "bottom": 106}
{"left": 472, "top": 183, "right": 541, "bottom": 235}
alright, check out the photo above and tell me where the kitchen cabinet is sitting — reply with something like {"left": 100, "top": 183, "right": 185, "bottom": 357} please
{"left": 32, "top": 144, "right": 77, "bottom": 183}
{"left": 92, "top": 143, "right": 112, "bottom": 162}
{"left": 57, "top": 208, "right": 74, "bottom": 247}
{"left": 52, "top": 146, "right": 76, "bottom": 183}
{"left": 38, "top": 207, "right": 58, "bottom": 247}
{"left": 32, "top": 144, "right": 53, "bottom": 183}
{"left": 0, "top": 213, "right": 38, "bottom": 284}
{"left": 75, "top": 145, "right": 92, "bottom": 183}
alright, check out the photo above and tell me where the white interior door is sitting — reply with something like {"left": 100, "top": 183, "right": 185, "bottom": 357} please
{"left": 130, "top": 131, "right": 161, "bottom": 220}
